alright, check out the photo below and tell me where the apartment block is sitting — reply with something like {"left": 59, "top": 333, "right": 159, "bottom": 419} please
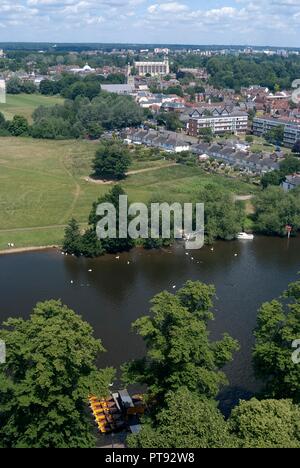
{"left": 253, "top": 117, "right": 300, "bottom": 147}
{"left": 187, "top": 108, "right": 248, "bottom": 136}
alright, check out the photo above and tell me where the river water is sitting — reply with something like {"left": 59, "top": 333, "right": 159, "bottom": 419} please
{"left": 0, "top": 236, "right": 299, "bottom": 410}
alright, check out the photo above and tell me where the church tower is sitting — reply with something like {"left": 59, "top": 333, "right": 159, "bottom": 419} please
{"left": 127, "top": 63, "right": 135, "bottom": 87}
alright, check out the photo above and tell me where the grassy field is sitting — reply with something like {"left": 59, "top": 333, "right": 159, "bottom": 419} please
{"left": 0, "top": 137, "right": 258, "bottom": 250}
{"left": 0, "top": 94, "right": 64, "bottom": 122}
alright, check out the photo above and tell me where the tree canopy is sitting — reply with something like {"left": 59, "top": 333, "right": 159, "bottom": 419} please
{"left": 253, "top": 186, "right": 300, "bottom": 236}
{"left": 92, "top": 140, "right": 131, "bottom": 180}
{"left": 127, "top": 388, "right": 234, "bottom": 449}
{"left": 228, "top": 398, "right": 300, "bottom": 448}
{"left": 122, "top": 281, "right": 239, "bottom": 404}
{"left": 0, "top": 300, "right": 115, "bottom": 448}
{"left": 253, "top": 280, "right": 300, "bottom": 402}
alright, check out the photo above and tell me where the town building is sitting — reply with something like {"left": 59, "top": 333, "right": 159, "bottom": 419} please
{"left": 187, "top": 107, "right": 248, "bottom": 136}
{"left": 126, "top": 129, "right": 190, "bottom": 153}
{"left": 192, "top": 141, "right": 282, "bottom": 174}
{"left": 282, "top": 174, "right": 300, "bottom": 191}
{"left": 253, "top": 116, "right": 300, "bottom": 147}
{"left": 101, "top": 84, "right": 135, "bottom": 95}
{"left": 134, "top": 58, "right": 170, "bottom": 77}
{"left": 70, "top": 63, "right": 96, "bottom": 75}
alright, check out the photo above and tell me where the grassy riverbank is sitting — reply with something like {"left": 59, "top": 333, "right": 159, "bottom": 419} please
{"left": 0, "top": 137, "right": 258, "bottom": 251}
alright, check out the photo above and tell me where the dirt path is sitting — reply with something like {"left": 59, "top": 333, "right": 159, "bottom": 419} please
{"left": 84, "top": 163, "right": 178, "bottom": 184}
{"left": 234, "top": 195, "right": 254, "bottom": 201}
{"left": 0, "top": 223, "right": 86, "bottom": 234}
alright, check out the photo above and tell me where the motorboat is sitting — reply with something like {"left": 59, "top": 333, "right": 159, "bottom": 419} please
{"left": 237, "top": 232, "right": 254, "bottom": 240}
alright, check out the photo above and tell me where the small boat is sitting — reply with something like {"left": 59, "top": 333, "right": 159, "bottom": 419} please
{"left": 237, "top": 232, "right": 254, "bottom": 240}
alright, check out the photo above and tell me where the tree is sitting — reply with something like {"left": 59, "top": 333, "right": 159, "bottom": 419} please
{"left": 228, "top": 399, "right": 300, "bottom": 448}
{"left": 0, "top": 112, "right": 6, "bottom": 128}
{"left": 88, "top": 185, "right": 134, "bottom": 254}
{"left": 199, "top": 185, "right": 244, "bottom": 243}
{"left": 62, "top": 218, "right": 82, "bottom": 256}
{"left": 264, "top": 125, "right": 284, "bottom": 145}
{"left": 7, "top": 115, "right": 29, "bottom": 136}
{"left": 122, "top": 281, "right": 239, "bottom": 404}
{"left": 261, "top": 170, "right": 284, "bottom": 189}
{"left": 292, "top": 140, "right": 300, "bottom": 155}
{"left": 253, "top": 186, "right": 300, "bottom": 236}
{"left": 279, "top": 156, "right": 300, "bottom": 175}
{"left": 92, "top": 141, "right": 131, "bottom": 180}
{"left": 127, "top": 388, "right": 234, "bottom": 448}
{"left": 198, "top": 127, "right": 213, "bottom": 143}
{"left": 80, "top": 228, "right": 104, "bottom": 258}
{"left": 253, "top": 280, "right": 300, "bottom": 402}
{"left": 40, "top": 80, "right": 60, "bottom": 96}
{"left": 157, "top": 112, "right": 183, "bottom": 131}
{"left": 6, "top": 77, "right": 23, "bottom": 94}
{"left": 0, "top": 300, "right": 115, "bottom": 448}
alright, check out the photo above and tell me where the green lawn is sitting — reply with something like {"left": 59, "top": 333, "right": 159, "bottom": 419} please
{"left": 0, "top": 94, "right": 64, "bottom": 122}
{"left": 0, "top": 137, "right": 257, "bottom": 250}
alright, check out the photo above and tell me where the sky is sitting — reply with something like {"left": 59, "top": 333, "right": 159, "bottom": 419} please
{"left": 0, "top": 0, "right": 300, "bottom": 47}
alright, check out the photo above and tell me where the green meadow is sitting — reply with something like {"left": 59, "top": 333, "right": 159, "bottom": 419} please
{"left": 0, "top": 93, "right": 64, "bottom": 122}
{"left": 0, "top": 137, "right": 257, "bottom": 250}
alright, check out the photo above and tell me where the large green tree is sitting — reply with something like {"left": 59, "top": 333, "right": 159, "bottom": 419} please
{"left": 0, "top": 300, "right": 115, "bottom": 448}
{"left": 254, "top": 186, "right": 300, "bottom": 236}
{"left": 89, "top": 185, "right": 134, "bottom": 254}
{"left": 92, "top": 141, "right": 131, "bottom": 181}
{"left": 228, "top": 398, "right": 300, "bottom": 448}
{"left": 198, "top": 185, "right": 244, "bottom": 243}
{"left": 122, "top": 281, "right": 239, "bottom": 404}
{"left": 127, "top": 388, "right": 234, "bottom": 448}
{"left": 253, "top": 280, "right": 300, "bottom": 402}
{"left": 62, "top": 218, "right": 82, "bottom": 256}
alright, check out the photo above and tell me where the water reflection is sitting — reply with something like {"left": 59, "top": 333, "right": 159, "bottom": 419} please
{"left": 0, "top": 236, "right": 299, "bottom": 404}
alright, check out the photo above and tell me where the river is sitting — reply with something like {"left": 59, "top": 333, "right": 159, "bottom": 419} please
{"left": 0, "top": 236, "right": 299, "bottom": 410}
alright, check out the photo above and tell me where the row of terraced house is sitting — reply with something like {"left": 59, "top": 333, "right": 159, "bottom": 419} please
{"left": 192, "top": 142, "right": 283, "bottom": 174}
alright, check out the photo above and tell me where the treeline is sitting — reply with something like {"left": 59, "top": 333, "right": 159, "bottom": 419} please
{"left": 31, "top": 93, "right": 143, "bottom": 140}
{"left": 39, "top": 73, "right": 126, "bottom": 98}
{"left": 1, "top": 279, "right": 300, "bottom": 447}
{"left": 63, "top": 168, "right": 246, "bottom": 257}
{"left": 0, "top": 50, "right": 129, "bottom": 73}
{"left": 173, "top": 54, "right": 300, "bottom": 91}
{"left": 6, "top": 77, "right": 37, "bottom": 95}
{"left": 0, "top": 92, "right": 143, "bottom": 140}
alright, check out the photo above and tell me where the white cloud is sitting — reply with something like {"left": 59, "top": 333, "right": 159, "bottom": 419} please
{"left": 0, "top": 0, "right": 299, "bottom": 46}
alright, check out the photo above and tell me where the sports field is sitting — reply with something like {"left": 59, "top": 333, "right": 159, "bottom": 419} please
{"left": 0, "top": 137, "right": 257, "bottom": 250}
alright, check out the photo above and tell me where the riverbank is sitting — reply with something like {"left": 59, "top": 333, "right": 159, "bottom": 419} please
{"left": 0, "top": 245, "right": 59, "bottom": 256}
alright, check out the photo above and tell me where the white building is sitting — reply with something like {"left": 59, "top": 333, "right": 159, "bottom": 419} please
{"left": 134, "top": 58, "right": 170, "bottom": 77}
{"left": 70, "top": 63, "right": 96, "bottom": 74}
{"left": 0, "top": 79, "right": 6, "bottom": 104}
{"left": 188, "top": 108, "right": 249, "bottom": 136}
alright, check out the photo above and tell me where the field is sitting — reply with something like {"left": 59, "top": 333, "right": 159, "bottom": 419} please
{"left": 0, "top": 94, "right": 64, "bottom": 122}
{"left": 0, "top": 137, "right": 258, "bottom": 251}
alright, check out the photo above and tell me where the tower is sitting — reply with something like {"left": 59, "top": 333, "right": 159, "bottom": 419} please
{"left": 164, "top": 56, "right": 170, "bottom": 75}
{"left": 127, "top": 63, "right": 135, "bottom": 87}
